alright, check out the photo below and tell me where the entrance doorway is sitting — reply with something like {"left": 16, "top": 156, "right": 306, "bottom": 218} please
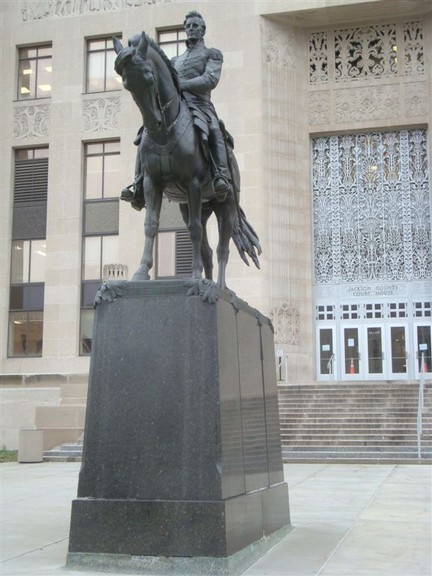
{"left": 317, "top": 323, "right": 416, "bottom": 380}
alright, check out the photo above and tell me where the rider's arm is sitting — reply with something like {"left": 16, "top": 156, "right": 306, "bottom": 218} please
{"left": 180, "top": 49, "right": 223, "bottom": 95}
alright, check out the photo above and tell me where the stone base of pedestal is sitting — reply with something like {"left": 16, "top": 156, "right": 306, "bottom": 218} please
{"left": 67, "top": 280, "right": 291, "bottom": 573}
{"left": 67, "top": 526, "right": 291, "bottom": 576}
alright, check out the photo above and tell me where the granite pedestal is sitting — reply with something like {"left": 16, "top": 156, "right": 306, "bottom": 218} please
{"left": 67, "top": 281, "right": 291, "bottom": 575}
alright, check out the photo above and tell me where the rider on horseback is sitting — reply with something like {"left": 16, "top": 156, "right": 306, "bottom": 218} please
{"left": 121, "top": 10, "right": 232, "bottom": 210}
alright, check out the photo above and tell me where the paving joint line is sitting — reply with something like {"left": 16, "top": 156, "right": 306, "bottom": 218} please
{"left": 314, "top": 464, "right": 397, "bottom": 576}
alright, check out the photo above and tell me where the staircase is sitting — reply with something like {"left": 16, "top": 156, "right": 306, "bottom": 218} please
{"left": 278, "top": 382, "right": 432, "bottom": 463}
{"left": 43, "top": 381, "right": 432, "bottom": 464}
{"left": 38, "top": 376, "right": 87, "bottom": 461}
{"left": 43, "top": 439, "right": 83, "bottom": 462}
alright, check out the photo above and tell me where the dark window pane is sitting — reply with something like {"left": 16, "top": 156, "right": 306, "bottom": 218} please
{"left": 12, "top": 204, "right": 47, "bottom": 240}
{"left": 81, "top": 281, "right": 101, "bottom": 308}
{"left": 10, "top": 284, "right": 44, "bottom": 311}
{"left": 84, "top": 200, "right": 119, "bottom": 235}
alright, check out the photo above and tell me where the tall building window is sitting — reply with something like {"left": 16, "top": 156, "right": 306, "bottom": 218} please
{"left": 156, "top": 229, "right": 193, "bottom": 278}
{"left": 8, "top": 148, "right": 48, "bottom": 357}
{"left": 17, "top": 44, "right": 52, "bottom": 100}
{"left": 157, "top": 28, "right": 187, "bottom": 58}
{"left": 86, "top": 37, "right": 122, "bottom": 93}
{"left": 80, "top": 141, "right": 120, "bottom": 354}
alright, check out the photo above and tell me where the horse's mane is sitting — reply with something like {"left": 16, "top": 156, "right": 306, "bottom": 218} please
{"left": 146, "top": 34, "right": 181, "bottom": 93}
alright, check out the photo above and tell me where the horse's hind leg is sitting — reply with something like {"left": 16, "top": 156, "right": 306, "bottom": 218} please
{"left": 132, "top": 177, "right": 162, "bottom": 281}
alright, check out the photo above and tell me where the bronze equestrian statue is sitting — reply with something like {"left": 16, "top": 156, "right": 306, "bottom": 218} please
{"left": 114, "top": 12, "right": 261, "bottom": 289}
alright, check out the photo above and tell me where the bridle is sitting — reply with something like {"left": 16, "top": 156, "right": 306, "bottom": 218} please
{"left": 114, "top": 46, "right": 180, "bottom": 136}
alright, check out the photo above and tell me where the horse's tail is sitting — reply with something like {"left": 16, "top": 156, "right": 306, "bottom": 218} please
{"left": 232, "top": 207, "right": 262, "bottom": 269}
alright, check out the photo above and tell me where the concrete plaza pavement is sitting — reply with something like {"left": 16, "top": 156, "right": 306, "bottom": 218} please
{"left": 1, "top": 462, "right": 431, "bottom": 576}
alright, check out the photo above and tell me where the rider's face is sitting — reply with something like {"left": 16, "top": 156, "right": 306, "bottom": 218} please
{"left": 185, "top": 17, "right": 205, "bottom": 41}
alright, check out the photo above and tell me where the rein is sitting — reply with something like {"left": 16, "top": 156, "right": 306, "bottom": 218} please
{"left": 114, "top": 42, "right": 181, "bottom": 136}
{"left": 154, "top": 91, "right": 180, "bottom": 135}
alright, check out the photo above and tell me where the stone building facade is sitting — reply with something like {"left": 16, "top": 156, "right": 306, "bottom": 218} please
{"left": 1, "top": 0, "right": 431, "bottom": 448}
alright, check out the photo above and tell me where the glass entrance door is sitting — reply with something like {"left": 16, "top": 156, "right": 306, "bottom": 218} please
{"left": 366, "top": 326, "right": 384, "bottom": 377}
{"left": 318, "top": 327, "right": 335, "bottom": 380}
{"left": 387, "top": 325, "right": 408, "bottom": 379}
{"left": 415, "top": 324, "right": 432, "bottom": 379}
{"left": 343, "top": 327, "right": 361, "bottom": 378}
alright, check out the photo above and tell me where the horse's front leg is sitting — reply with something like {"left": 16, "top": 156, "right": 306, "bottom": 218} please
{"left": 132, "top": 176, "right": 162, "bottom": 281}
{"left": 213, "top": 196, "right": 236, "bottom": 289}
{"left": 186, "top": 178, "right": 203, "bottom": 280}
{"left": 180, "top": 203, "right": 213, "bottom": 281}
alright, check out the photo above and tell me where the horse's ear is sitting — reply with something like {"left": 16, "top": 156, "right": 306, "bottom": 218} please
{"left": 137, "top": 32, "right": 149, "bottom": 59}
{"left": 113, "top": 36, "right": 123, "bottom": 54}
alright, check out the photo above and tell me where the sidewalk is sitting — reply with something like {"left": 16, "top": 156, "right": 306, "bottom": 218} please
{"left": 1, "top": 462, "right": 431, "bottom": 576}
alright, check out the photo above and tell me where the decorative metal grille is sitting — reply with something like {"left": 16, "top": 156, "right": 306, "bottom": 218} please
{"left": 309, "top": 32, "right": 328, "bottom": 84}
{"left": 335, "top": 24, "right": 397, "bottom": 82}
{"left": 403, "top": 21, "right": 424, "bottom": 76}
{"left": 309, "top": 21, "right": 424, "bottom": 84}
{"left": 312, "top": 129, "right": 431, "bottom": 285}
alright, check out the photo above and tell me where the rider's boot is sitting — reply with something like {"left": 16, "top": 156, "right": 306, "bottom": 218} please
{"left": 213, "top": 171, "right": 231, "bottom": 203}
{"left": 210, "top": 129, "right": 232, "bottom": 202}
{"left": 121, "top": 175, "right": 145, "bottom": 211}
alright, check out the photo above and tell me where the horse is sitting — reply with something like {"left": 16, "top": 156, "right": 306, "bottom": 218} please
{"left": 113, "top": 32, "right": 261, "bottom": 290}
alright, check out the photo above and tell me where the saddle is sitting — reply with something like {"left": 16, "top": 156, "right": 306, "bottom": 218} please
{"left": 186, "top": 101, "right": 235, "bottom": 150}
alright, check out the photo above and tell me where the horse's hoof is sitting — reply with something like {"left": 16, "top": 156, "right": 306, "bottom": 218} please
{"left": 132, "top": 272, "right": 150, "bottom": 282}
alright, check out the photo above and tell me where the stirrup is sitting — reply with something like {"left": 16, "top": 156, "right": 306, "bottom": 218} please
{"left": 120, "top": 184, "right": 136, "bottom": 201}
{"left": 120, "top": 182, "right": 145, "bottom": 211}
{"left": 212, "top": 175, "right": 230, "bottom": 202}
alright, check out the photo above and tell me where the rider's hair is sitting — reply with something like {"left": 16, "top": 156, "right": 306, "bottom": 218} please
{"left": 184, "top": 10, "right": 206, "bottom": 34}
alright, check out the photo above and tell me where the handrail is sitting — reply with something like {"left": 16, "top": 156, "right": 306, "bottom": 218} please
{"left": 417, "top": 352, "right": 425, "bottom": 460}
{"left": 327, "top": 353, "right": 336, "bottom": 380}
{"left": 276, "top": 354, "right": 288, "bottom": 386}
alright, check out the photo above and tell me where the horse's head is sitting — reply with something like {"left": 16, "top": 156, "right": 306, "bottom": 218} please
{"left": 113, "top": 33, "right": 163, "bottom": 133}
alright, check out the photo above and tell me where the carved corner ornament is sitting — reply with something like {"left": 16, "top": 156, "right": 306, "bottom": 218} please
{"left": 94, "top": 280, "right": 127, "bottom": 307}
{"left": 13, "top": 104, "right": 50, "bottom": 139}
{"left": 270, "top": 300, "right": 299, "bottom": 345}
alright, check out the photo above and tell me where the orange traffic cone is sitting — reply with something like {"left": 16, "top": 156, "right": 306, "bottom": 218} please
{"left": 349, "top": 358, "right": 355, "bottom": 374}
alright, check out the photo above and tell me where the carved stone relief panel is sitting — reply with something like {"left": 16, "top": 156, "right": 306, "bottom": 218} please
{"left": 262, "top": 20, "right": 296, "bottom": 69}
{"left": 309, "top": 91, "right": 330, "bottom": 125}
{"left": 335, "top": 84, "right": 401, "bottom": 122}
{"left": 405, "top": 82, "right": 428, "bottom": 116}
{"left": 83, "top": 97, "right": 120, "bottom": 132}
{"left": 13, "top": 104, "right": 50, "bottom": 139}
{"left": 270, "top": 300, "right": 300, "bottom": 345}
{"left": 21, "top": 0, "right": 171, "bottom": 21}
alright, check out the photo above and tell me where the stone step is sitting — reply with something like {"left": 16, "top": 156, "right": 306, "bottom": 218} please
{"left": 283, "top": 444, "right": 431, "bottom": 452}
{"left": 59, "top": 381, "right": 88, "bottom": 402}
{"left": 280, "top": 425, "right": 432, "bottom": 437}
{"left": 280, "top": 419, "right": 431, "bottom": 427}
{"left": 43, "top": 441, "right": 83, "bottom": 462}
{"left": 281, "top": 440, "right": 432, "bottom": 447}
{"left": 35, "top": 405, "right": 86, "bottom": 429}
{"left": 282, "top": 452, "right": 432, "bottom": 463}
